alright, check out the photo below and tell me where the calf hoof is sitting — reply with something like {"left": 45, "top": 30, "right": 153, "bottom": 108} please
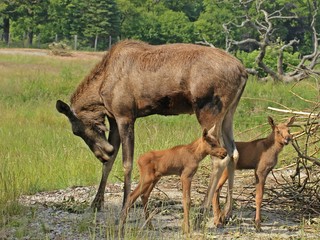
{"left": 214, "top": 216, "right": 225, "bottom": 228}
{"left": 255, "top": 221, "right": 262, "bottom": 232}
{"left": 182, "top": 226, "right": 190, "bottom": 235}
{"left": 193, "top": 209, "right": 206, "bottom": 230}
{"left": 146, "top": 222, "right": 154, "bottom": 230}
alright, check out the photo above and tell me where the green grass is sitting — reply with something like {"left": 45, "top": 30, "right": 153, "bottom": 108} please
{"left": 0, "top": 51, "right": 318, "bottom": 228}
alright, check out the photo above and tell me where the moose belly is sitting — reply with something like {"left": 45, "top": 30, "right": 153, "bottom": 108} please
{"left": 137, "top": 93, "right": 193, "bottom": 117}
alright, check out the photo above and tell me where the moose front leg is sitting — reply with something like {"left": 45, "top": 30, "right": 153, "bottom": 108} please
{"left": 118, "top": 119, "right": 135, "bottom": 209}
{"left": 91, "top": 118, "right": 120, "bottom": 210}
{"left": 91, "top": 162, "right": 114, "bottom": 210}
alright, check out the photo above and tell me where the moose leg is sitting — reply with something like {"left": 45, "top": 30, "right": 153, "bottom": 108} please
{"left": 220, "top": 104, "right": 240, "bottom": 223}
{"left": 91, "top": 118, "right": 120, "bottom": 210}
{"left": 117, "top": 119, "right": 135, "bottom": 209}
{"left": 213, "top": 168, "right": 228, "bottom": 226}
{"left": 193, "top": 106, "right": 228, "bottom": 229}
{"left": 181, "top": 174, "right": 192, "bottom": 234}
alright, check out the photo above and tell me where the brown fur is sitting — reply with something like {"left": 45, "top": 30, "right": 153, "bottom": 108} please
{"left": 120, "top": 128, "right": 227, "bottom": 234}
{"left": 56, "top": 40, "right": 247, "bottom": 224}
{"left": 213, "top": 116, "right": 295, "bottom": 231}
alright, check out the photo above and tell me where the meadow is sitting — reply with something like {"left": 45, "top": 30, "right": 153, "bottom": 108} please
{"left": 0, "top": 50, "right": 318, "bottom": 233}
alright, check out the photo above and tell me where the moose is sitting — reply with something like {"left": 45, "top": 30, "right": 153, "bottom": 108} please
{"left": 56, "top": 40, "right": 247, "bottom": 225}
{"left": 120, "top": 127, "right": 227, "bottom": 234}
{"left": 212, "top": 116, "right": 295, "bottom": 231}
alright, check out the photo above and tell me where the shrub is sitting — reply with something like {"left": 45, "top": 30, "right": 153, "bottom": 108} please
{"left": 237, "top": 45, "right": 301, "bottom": 77}
{"left": 48, "top": 41, "right": 72, "bottom": 56}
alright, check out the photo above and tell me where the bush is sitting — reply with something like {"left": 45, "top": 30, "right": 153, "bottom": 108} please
{"left": 237, "top": 45, "right": 301, "bottom": 77}
{"left": 48, "top": 41, "right": 72, "bottom": 56}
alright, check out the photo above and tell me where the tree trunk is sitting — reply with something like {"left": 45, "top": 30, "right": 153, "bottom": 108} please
{"left": 28, "top": 31, "right": 34, "bottom": 46}
{"left": 3, "top": 18, "right": 10, "bottom": 45}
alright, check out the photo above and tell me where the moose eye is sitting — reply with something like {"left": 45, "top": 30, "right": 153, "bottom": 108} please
{"left": 93, "top": 125, "right": 104, "bottom": 134}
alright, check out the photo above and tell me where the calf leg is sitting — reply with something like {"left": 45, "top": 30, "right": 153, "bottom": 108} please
{"left": 141, "top": 179, "right": 159, "bottom": 229}
{"left": 181, "top": 175, "right": 192, "bottom": 234}
{"left": 119, "top": 178, "right": 154, "bottom": 231}
{"left": 254, "top": 170, "right": 269, "bottom": 232}
{"left": 213, "top": 168, "right": 228, "bottom": 226}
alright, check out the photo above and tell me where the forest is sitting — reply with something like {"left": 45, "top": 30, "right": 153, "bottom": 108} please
{"left": 1, "top": 0, "right": 319, "bottom": 81}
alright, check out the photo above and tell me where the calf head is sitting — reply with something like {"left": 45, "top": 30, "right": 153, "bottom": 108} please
{"left": 56, "top": 100, "right": 114, "bottom": 162}
{"left": 268, "top": 116, "right": 295, "bottom": 145}
{"left": 203, "top": 128, "right": 227, "bottom": 159}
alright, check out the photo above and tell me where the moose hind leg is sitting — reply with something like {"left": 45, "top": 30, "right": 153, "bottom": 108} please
{"left": 221, "top": 111, "right": 238, "bottom": 222}
{"left": 193, "top": 108, "right": 228, "bottom": 229}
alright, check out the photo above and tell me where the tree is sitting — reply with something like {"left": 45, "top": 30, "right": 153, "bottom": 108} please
{"left": 224, "top": 0, "right": 320, "bottom": 82}
{"left": 11, "top": 0, "right": 49, "bottom": 46}
{"left": 194, "top": 0, "right": 239, "bottom": 48}
{"left": 48, "top": 0, "right": 120, "bottom": 50}
{"left": 0, "top": 0, "right": 20, "bottom": 44}
{"left": 117, "top": 0, "right": 197, "bottom": 44}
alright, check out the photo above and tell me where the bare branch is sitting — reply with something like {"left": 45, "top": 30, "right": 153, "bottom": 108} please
{"left": 277, "top": 39, "right": 300, "bottom": 75}
{"left": 223, "top": 0, "right": 319, "bottom": 81}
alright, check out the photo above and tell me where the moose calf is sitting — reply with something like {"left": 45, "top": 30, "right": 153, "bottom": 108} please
{"left": 120, "top": 127, "right": 227, "bottom": 234}
{"left": 213, "top": 116, "right": 295, "bottom": 231}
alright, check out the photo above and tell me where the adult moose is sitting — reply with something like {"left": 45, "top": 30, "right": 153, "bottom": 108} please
{"left": 56, "top": 40, "right": 247, "bottom": 225}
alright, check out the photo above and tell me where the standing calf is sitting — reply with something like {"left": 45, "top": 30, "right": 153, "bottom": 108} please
{"left": 120, "top": 128, "right": 227, "bottom": 234}
{"left": 213, "top": 116, "right": 295, "bottom": 231}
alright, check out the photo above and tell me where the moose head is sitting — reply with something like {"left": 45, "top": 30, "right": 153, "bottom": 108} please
{"left": 56, "top": 100, "right": 114, "bottom": 162}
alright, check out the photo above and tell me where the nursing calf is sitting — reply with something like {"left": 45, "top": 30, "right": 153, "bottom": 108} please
{"left": 120, "top": 128, "right": 227, "bottom": 234}
{"left": 213, "top": 116, "right": 295, "bottom": 231}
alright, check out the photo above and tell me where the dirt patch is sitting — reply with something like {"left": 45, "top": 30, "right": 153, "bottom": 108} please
{"left": 2, "top": 164, "right": 319, "bottom": 240}
{"left": 0, "top": 48, "right": 105, "bottom": 60}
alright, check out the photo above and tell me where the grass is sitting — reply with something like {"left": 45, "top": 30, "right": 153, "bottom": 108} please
{"left": 0, "top": 50, "right": 318, "bottom": 236}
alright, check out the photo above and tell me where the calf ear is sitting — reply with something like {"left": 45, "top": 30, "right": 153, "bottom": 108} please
{"left": 268, "top": 116, "right": 275, "bottom": 128}
{"left": 56, "top": 100, "right": 75, "bottom": 120}
{"left": 286, "top": 116, "right": 295, "bottom": 126}
{"left": 202, "top": 128, "right": 208, "bottom": 138}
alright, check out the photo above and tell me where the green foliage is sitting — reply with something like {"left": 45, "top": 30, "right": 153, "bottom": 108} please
{"left": 117, "top": 0, "right": 196, "bottom": 44}
{"left": 237, "top": 45, "right": 301, "bottom": 77}
{"left": 1, "top": 0, "right": 319, "bottom": 55}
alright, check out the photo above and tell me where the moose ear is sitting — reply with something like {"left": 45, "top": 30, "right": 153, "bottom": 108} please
{"left": 56, "top": 100, "right": 75, "bottom": 120}
{"left": 268, "top": 116, "right": 275, "bottom": 128}
{"left": 286, "top": 116, "right": 295, "bottom": 126}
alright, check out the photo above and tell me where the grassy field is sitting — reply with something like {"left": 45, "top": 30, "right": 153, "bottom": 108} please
{"left": 0, "top": 50, "right": 318, "bottom": 228}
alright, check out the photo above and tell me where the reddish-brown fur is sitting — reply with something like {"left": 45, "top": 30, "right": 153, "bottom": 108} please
{"left": 56, "top": 40, "right": 247, "bottom": 224}
{"left": 120, "top": 128, "right": 227, "bottom": 234}
{"left": 213, "top": 116, "right": 295, "bottom": 231}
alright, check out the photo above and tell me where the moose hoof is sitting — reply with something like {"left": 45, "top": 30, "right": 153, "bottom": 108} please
{"left": 91, "top": 198, "right": 104, "bottom": 211}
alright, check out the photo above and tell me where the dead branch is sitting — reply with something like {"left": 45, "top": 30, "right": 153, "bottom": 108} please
{"left": 224, "top": 0, "right": 319, "bottom": 82}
